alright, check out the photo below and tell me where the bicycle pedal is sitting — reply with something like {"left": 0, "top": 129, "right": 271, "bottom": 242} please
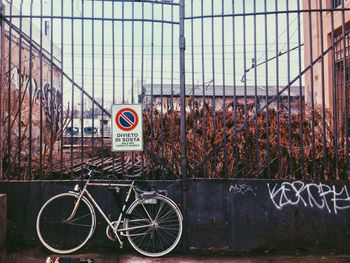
{"left": 119, "top": 243, "right": 124, "bottom": 249}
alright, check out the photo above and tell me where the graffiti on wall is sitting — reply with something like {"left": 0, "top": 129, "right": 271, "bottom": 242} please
{"left": 229, "top": 184, "right": 257, "bottom": 196}
{"left": 267, "top": 181, "right": 350, "bottom": 214}
{"left": 42, "top": 82, "right": 62, "bottom": 132}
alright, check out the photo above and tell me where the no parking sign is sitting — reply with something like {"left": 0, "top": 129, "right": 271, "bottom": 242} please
{"left": 111, "top": 104, "right": 143, "bottom": 151}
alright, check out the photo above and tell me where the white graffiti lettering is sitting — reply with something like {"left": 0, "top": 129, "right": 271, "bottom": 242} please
{"left": 267, "top": 181, "right": 350, "bottom": 214}
{"left": 229, "top": 184, "right": 257, "bottom": 196}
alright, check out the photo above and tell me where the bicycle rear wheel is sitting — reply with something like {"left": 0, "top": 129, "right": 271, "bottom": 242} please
{"left": 36, "top": 193, "right": 96, "bottom": 254}
{"left": 124, "top": 195, "right": 183, "bottom": 257}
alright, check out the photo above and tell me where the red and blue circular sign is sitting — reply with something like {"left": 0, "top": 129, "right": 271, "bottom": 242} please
{"left": 115, "top": 108, "right": 139, "bottom": 131}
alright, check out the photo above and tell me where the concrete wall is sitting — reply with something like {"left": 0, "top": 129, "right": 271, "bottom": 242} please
{"left": 0, "top": 180, "right": 350, "bottom": 253}
{"left": 0, "top": 194, "right": 6, "bottom": 252}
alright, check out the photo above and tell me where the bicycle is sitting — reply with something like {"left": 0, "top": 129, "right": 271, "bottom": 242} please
{"left": 36, "top": 164, "right": 183, "bottom": 257}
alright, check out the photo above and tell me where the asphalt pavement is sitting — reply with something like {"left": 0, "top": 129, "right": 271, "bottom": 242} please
{"left": 1, "top": 249, "right": 350, "bottom": 263}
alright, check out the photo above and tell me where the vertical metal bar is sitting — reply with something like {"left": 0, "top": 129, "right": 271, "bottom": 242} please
{"left": 201, "top": 0, "right": 207, "bottom": 177}
{"left": 254, "top": 0, "right": 260, "bottom": 176}
{"left": 150, "top": 2, "right": 155, "bottom": 179}
{"left": 232, "top": 0, "right": 238, "bottom": 177}
{"left": 29, "top": 0, "right": 33, "bottom": 179}
{"left": 179, "top": 0, "right": 187, "bottom": 250}
{"left": 243, "top": 0, "right": 247, "bottom": 177}
{"left": 19, "top": 0, "right": 24, "bottom": 177}
{"left": 112, "top": 0, "right": 116, "bottom": 178}
{"left": 264, "top": 0, "right": 270, "bottom": 178}
{"left": 171, "top": 2, "right": 175, "bottom": 177}
{"left": 49, "top": 0, "right": 54, "bottom": 179}
{"left": 131, "top": 0, "right": 135, "bottom": 175}
{"left": 60, "top": 0, "right": 64, "bottom": 178}
{"left": 81, "top": 0, "right": 85, "bottom": 178}
{"left": 221, "top": 0, "right": 227, "bottom": 177}
{"left": 319, "top": 0, "right": 327, "bottom": 179}
{"left": 211, "top": 0, "right": 216, "bottom": 177}
{"left": 331, "top": 10, "right": 339, "bottom": 179}
{"left": 286, "top": 0, "right": 293, "bottom": 178}
{"left": 0, "top": 3, "right": 3, "bottom": 180}
{"left": 275, "top": 0, "right": 284, "bottom": 177}
{"left": 308, "top": 0, "right": 316, "bottom": 179}
{"left": 160, "top": 3, "right": 165, "bottom": 179}
{"left": 101, "top": 0, "right": 105, "bottom": 176}
{"left": 131, "top": 1, "right": 134, "bottom": 104}
{"left": 70, "top": 0, "right": 75, "bottom": 178}
{"left": 121, "top": 0, "right": 125, "bottom": 177}
{"left": 7, "top": 1, "right": 13, "bottom": 178}
{"left": 141, "top": 0, "right": 145, "bottom": 177}
{"left": 0, "top": 3, "right": 5, "bottom": 180}
{"left": 297, "top": 0, "right": 305, "bottom": 178}
{"left": 341, "top": 0, "right": 350, "bottom": 179}
{"left": 211, "top": 0, "right": 216, "bottom": 128}
{"left": 91, "top": 0, "right": 95, "bottom": 158}
{"left": 122, "top": 0, "right": 125, "bottom": 104}
{"left": 190, "top": 0, "right": 196, "bottom": 177}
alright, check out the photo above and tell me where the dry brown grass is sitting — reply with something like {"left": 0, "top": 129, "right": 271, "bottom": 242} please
{"left": 1, "top": 100, "right": 347, "bottom": 180}
{"left": 141, "top": 102, "right": 346, "bottom": 180}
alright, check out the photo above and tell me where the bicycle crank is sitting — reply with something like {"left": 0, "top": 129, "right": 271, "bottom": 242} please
{"left": 106, "top": 221, "right": 122, "bottom": 241}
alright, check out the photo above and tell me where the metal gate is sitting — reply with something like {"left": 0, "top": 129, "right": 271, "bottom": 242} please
{"left": 0, "top": 0, "right": 350, "bottom": 181}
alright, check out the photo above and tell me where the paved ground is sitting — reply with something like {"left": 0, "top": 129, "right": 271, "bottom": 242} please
{"left": 1, "top": 249, "right": 350, "bottom": 263}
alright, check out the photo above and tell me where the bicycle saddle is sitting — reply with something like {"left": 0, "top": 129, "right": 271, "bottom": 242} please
{"left": 135, "top": 186, "right": 158, "bottom": 198}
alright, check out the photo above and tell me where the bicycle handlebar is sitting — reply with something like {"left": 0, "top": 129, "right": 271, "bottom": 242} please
{"left": 85, "top": 163, "right": 103, "bottom": 179}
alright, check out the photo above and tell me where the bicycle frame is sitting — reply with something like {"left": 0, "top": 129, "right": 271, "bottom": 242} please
{"left": 66, "top": 177, "right": 156, "bottom": 247}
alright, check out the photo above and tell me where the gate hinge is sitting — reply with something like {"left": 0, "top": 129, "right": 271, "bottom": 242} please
{"left": 179, "top": 36, "right": 186, "bottom": 50}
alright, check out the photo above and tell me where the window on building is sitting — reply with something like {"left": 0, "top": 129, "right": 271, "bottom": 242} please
{"left": 333, "top": 0, "right": 344, "bottom": 8}
{"left": 334, "top": 27, "right": 350, "bottom": 135}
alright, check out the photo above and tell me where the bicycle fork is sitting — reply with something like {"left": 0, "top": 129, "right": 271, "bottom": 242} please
{"left": 64, "top": 196, "right": 83, "bottom": 223}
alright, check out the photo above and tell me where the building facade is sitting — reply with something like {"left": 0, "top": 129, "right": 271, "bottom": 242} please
{"left": 303, "top": 0, "right": 350, "bottom": 128}
{"left": 139, "top": 84, "right": 304, "bottom": 114}
{"left": 0, "top": 1, "right": 62, "bottom": 178}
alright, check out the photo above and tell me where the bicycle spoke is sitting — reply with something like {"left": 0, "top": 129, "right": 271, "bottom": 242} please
{"left": 156, "top": 229, "right": 173, "bottom": 247}
{"left": 135, "top": 229, "right": 150, "bottom": 247}
{"left": 67, "top": 222, "right": 93, "bottom": 227}
{"left": 69, "top": 213, "right": 93, "bottom": 223}
{"left": 125, "top": 196, "right": 182, "bottom": 257}
{"left": 157, "top": 207, "right": 176, "bottom": 223}
{"left": 37, "top": 194, "right": 95, "bottom": 254}
{"left": 154, "top": 200, "right": 166, "bottom": 221}
{"left": 158, "top": 226, "right": 177, "bottom": 240}
{"left": 159, "top": 225, "right": 180, "bottom": 231}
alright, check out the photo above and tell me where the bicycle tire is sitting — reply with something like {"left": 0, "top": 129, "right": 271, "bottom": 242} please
{"left": 36, "top": 193, "right": 96, "bottom": 254}
{"left": 124, "top": 195, "right": 183, "bottom": 257}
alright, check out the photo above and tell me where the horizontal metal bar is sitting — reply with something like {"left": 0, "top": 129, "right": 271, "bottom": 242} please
{"left": 84, "top": 0, "right": 179, "bottom": 6}
{"left": 184, "top": 8, "right": 350, "bottom": 20}
{"left": 87, "top": 182, "right": 133, "bottom": 187}
{"left": 4, "top": 15, "right": 179, "bottom": 25}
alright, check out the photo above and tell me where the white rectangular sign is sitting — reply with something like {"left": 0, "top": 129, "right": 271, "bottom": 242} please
{"left": 111, "top": 104, "right": 143, "bottom": 152}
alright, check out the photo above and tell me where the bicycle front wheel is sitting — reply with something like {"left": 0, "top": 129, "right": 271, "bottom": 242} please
{"left": 36, "top": 193, "right": 96, "bottom": 254}
{"left": 124, "top": 195, "right": 183, "bottom": 257}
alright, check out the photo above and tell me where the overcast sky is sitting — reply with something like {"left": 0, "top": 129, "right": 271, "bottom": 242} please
{"left": 7, "top": 0, "right": 304, "bottom": 111}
